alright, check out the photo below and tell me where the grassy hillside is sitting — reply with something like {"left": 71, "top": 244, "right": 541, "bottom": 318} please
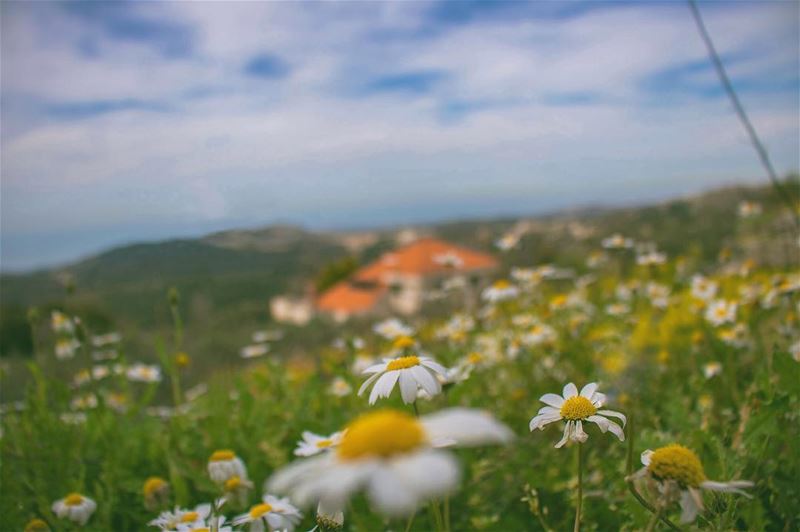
{"left": 1, "top": 180, "right": 796, "bottom": 400}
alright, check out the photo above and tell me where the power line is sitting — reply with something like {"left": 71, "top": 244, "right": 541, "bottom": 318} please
{"left": 688, "top": 0, "right": 799, "bottom": 229}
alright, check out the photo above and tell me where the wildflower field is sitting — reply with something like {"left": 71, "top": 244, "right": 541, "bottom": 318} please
{"left": 1, "top": 191, "right": 799, "bottom": 532}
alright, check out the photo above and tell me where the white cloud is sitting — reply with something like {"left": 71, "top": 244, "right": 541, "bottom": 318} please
{"left": 0, "top": 1, "right": 797, "bottom": 268}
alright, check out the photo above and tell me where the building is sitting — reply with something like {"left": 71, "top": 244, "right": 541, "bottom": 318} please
{"left": 315, "top": 237, "right": 498, "bottom": 321}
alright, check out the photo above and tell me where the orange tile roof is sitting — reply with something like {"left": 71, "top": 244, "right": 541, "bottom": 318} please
{"left": 316, "top": 237, "right": 497, "bottom": 315}
{"left": 316, "top": 281, "right": 387, "bottom": 314}
{"left": 354, "top": 237, "right": 497, "bottom": 281}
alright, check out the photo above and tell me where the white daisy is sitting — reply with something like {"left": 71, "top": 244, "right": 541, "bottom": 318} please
{"left": 55, "top": 338, "right": 81, "bottom": 360}
{"left": 295, "top": 431, "right": 344, "bottom": 457}
{"left": 126, "top": 363, "right": 162, "bottom": 383}
{"left": 268, "top": 408, "right": 513, "bottom": 516}
{"left": 91, "top": 332, "right": 121, "bottom": 347}
{"left": 636, "top": 251, "right": 667, "bottom": 266}
{"left": 691, "top": 275, "right": 718, "bottom": 301}
{"left": 208, "top": 450, "right": 248, "bottom": 484}
{"left": 634, "top": 444, "right": 753, "bottom": 523}
{"left": 601, "top": 234, "right": 634, "bottom": 249}
{"left": 52, "top": 493, "right": 97, "bottom": 526}
{"left": 704, "top": 299, "right": 737, "bottom": 326}
{"left": 315, "top": 499, "right": 344, "bottom": 530}
{"left": 327, "top": 377, "right": 352, "bottom": 397}
{"left": 149, "top": 504, "right": 212, "bottom": 531}
{"left": 482, "top": 280, "right": 519, "bottom": 303}
{"left": 232, "top": 494, "right": 302, "bottom": 532}
{"left": 702, "top": 362, "right": 722, "bottom": 379}
{"left": 358, "top": 354, "right": 447, "bottom": 404}
{"left": 372, "top": 318, "right": 414, "bottom": 340}
{"left": 529, "top": 382, "right": 626, "bottom": 448}
{"left": 51, "top": 311, "right": 75, "bottom": 334}
{"left": 240, "top": 344, "right": 269, "bottom": 359}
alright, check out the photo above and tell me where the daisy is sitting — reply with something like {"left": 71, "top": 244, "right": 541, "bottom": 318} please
{"left": 633, "top": 444, "right": 753, "bottom": 523}
{"left": 240, "top": 344, "right": 269, "bottom": 359}
{"left": 738, "top": 200, "right": 762, "bottom": 218}
{"left": 601, "top": 233, "right": 634, "bottom": 249}
{"left": 149, "top": 504, "right": 212, "bottom": 531}
{"left": 482, "top": 279, "right": 519, "bottom": 303}
{"left": 51, "top": 311, "right": 75, "bottom": 334}
{"left": 691, "top": 275, "right": 718, "bottom": 301}
{"left": 55, "top": 338, "right": 80, "bottom": 360}
{"left": 221, "top": 474, "right": 255, "bottom": 508}
{"left": 52, "top": 493, "right": 96, "bottom": 526}
{"left": 433, "top": 251, "right": 464, "bottom": 269}
{"left": 295, "top": 431, "right": 344, "bottom": 457}
{"left": 636, "top": 251, "right": 666, "bottom": 266}
{"left": 177, "top": 516, "right": 232, "bottom": 532}
{"left": 315, "top": 499, "right": 344, "bottom": 531}
{"left": 327, "top": 377, "right": 352, "bottom": 397}
{"left": 91, "top": 332, "right": 121, "bottom": 347}
{"left": 142, "top": 476, "right": 170, "bottom": 511}
{"left": 233, "top": 494, "right": 302, "bottom": 532}
{"left": 704, "top": 299, "right": 737, "bottom": 326}
{"left": 495, "top": 233, "right": 520, "bottom": 251}
{"left": 702, "top": 362, "right": 722, "bottom": 379}
{"left": 358, "top": 354, "right": 447, "bottom": 404}
{"left": 267, "top": 408, "right": 513, "bottom": 516}
{"left": 373, "top": 318, "right": 414, "bottom": 340}
{"left": 529, "top": 383, "right": 626, "bottom": 448}
{"left": 208, "top": 450, "right": 248, "bottom": 484}
{"left": 126, "top": 363, "right": 162, "bottom": 383}
{"left": 23, "top": 519, "right": 50, "bottom": 532}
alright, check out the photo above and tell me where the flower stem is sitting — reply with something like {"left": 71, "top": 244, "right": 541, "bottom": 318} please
{"left": 574, "top": 443, "right": 583, "bottom": 532}
{"left": 644, "top": 505, "right": 663, "bottom": 532}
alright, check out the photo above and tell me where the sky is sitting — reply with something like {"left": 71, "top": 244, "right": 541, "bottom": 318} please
{"left": 1, "top": 1, "right": 798, "bottom": 272}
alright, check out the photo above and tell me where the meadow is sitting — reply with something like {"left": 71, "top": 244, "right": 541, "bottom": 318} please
{"left": 1, "top": 189, "right": 799, "bottom": 531}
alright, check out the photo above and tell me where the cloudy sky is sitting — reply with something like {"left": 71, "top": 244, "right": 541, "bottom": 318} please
{"left": 1, "top": 1, "right": 798, "bottom": 271}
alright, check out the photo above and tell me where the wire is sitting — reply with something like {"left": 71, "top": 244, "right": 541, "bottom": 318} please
{"left": 688, "top": 0, "right": 799, "bottom": 229}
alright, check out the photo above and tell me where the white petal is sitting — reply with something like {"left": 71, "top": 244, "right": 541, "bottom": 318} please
{"left": 700, "top": 480, "right": 754, "bottom": 497}
{"left": 572, "top": 420, "right": 588, "bottom": 443}
{"left": 603, "top": 418, "right": 625, "bottom": 441}
{"left": 366, "top": 466, "right": 419, "bottom": 516}
{"left": 680, "top": 488, "right": 703, "bottom": 523}
{"left": 641, "top": 450, "right": 653, "bottom": 466}
{"left": 357, "top": 372, "right": 383, "bottom": 397}
{"left": 423, "top": 408, "right": 514, "bottom": 446}
{"left": 539, "top": 393, "right": 565, "bottom": 408}
{"left": 391, "top": 450, "right": 460, "bottom": 499}
{"left": 597, "top": 409, "right": 626, "bottom": 427}
{"left": 529, "top": 413, "right": 561, "bottom": 431}
{"left": 362, "top": 363, "right": 387, "bottom": 375}
{"left": 398, "top": 371, "right": 418, "bottom": 404}
{"left": 410, "top": 366, "right": 441, "bottom": 396}
{"left": 370, "top": 371, "right": 400, "bottom": 404}
{"left": 580, "top": 383, "right": 598, "bottom": 398}
{"left": 590, "top": 392, "right": 607, "bottom": 407}
{"left": 586, "top": 415, "right": 609, "bottom": 432}
{"left": 420, "top": 359, "right": 448, "bottom": 375}
{"left": 563, "top": 383, "right": 578, "bottom": 398}
{"left": 555, "top": 421, "right": 572, "bottom": 448}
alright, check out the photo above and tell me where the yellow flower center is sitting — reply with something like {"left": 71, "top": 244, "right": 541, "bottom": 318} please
{"left": 316, "top": 439, "right": 333, "bottom": 448}
{"left": 560, "top": 396, "right": 597, "bottom": 420}
{"left": 176, "top": 352, "right": 190, "bottom": 368}
{"left": 224, "top": 476, "right": 242, "bottom": 491}
{"left": 387, "top": 356, "right": 420, "bottom": 371}
{"left": 249, "top": 503, "right": 273, "bottom": 519}
{"left": 392, "top": 336, "right": 415, "bottom": 350}
{"left": 209, "top": 450, "right": 235, "bottom": 462}
{"left": 24, "top": 519, "right": 50, "bottom": 532}
{"left": 143, "top": 476, "right": 167, "bottom": 497}
{"left": 467, "top": 352, "right": 483, "bottom": 365}
{"left": 181, "top": 512, "right": 199, "bottom": 523}
{"left": 551, "top": 294, "right": 567, "bottom": 307}
{"left": 647, "top": 444, "right": 706, "bottom": 487}
{"left": 493, "top": 279, "right": 511, "bottom": 289}
{"left": 64, "top": 493, "right": 83, "bottom": 506}
{"left": 337, "top": 410, "right": 426, "bottom": 460}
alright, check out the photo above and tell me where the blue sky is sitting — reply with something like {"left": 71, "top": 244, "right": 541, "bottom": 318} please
{"left": 1, "top": 1, "right": 798, "bottom": 271}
